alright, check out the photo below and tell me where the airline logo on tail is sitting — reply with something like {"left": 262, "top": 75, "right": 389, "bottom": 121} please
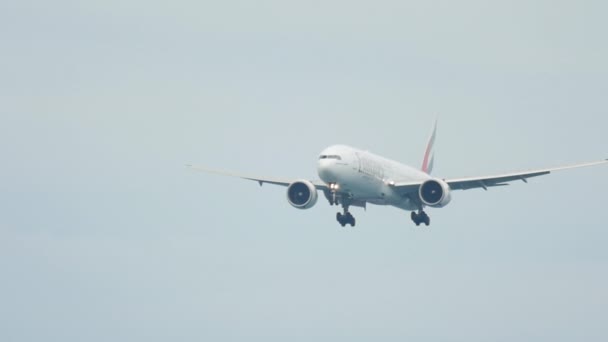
{"left": 421, "top": 120, "right": 437, "bottom": 174}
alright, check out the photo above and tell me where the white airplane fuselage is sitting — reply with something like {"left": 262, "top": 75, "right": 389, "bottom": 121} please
{"left": 317, "top": 145, "right": 431, "bottom": 211}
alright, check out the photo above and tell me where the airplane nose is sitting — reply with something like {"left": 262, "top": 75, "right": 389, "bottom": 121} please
{"left": 317, "top": 160, "right": 336, "bottom": 183}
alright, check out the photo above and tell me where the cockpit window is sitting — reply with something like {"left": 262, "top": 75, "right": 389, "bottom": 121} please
{"left": 319, "top": 155, "right": 342, "bottom": 160}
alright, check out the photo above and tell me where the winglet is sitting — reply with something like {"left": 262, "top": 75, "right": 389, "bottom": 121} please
{"left": 421, "top": 119, "right": 437, "bottom": 174}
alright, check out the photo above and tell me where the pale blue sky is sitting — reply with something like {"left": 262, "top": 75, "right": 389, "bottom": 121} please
{"left": 1, "top": 1, "right": 607, "bottom": 341}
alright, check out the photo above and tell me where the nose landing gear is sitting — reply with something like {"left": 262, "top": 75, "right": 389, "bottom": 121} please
{"left": 328, "top": 183, "right": 339, "bottom": 206}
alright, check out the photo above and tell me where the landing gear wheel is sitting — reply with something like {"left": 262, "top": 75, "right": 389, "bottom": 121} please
{"left": 336, "top": 211, "right": 355, "bottom": 227}
{"left": 346, "top": 213, "right": 355, "bottom": 227}
{"left": 411, "top": 210, "right": 430, "bottom": 227}
{"left": 336, "top": 212, "right": 346, "bottom": 227}
{"left": 411, "top": 212, "right": 420, "bottom": 226}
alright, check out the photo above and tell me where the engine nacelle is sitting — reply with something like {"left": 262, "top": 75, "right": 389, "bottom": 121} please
{"left": 419, "top": 178, "right": 452, "bottom": 208}
{"left": 286, "top": 180, "right": 318, "bottom": 209}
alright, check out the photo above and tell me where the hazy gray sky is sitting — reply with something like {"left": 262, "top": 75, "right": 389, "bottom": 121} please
{"left": 1, "top": 1, "right": 607, "bottom": 341}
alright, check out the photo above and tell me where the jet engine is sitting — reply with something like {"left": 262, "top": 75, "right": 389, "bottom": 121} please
{"left": 419, "top": 179, "right": 452, "bottom": 208}
{"left": 286, "top": 180, "right": 318, "bottom": 209}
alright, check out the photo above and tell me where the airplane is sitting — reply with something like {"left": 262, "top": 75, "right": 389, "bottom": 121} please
{"left": 189, "top": 121, "right": 607, "bottom": 227}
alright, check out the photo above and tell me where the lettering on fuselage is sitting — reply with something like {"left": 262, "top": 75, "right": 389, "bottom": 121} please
{"left": 358, "top": 154, "right": 384, "bottom": 180}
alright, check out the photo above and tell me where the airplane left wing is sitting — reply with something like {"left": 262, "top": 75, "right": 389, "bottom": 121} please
{"left": 389, "top": 159, "right": 608, "bottom": 193}
{"left": 389, "top": 182, "right": 422, "bottom": 194}
{"left": 446, "top": 159, "right": 608, "bottom": 191}
{"left": 187, "top": 165, "right": 329, "bottom": 190}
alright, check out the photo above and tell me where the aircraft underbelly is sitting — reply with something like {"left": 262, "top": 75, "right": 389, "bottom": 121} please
{"left": 347, "top": 174, "right": 381, "bottom": 196}
{"left": 351, "top": 175, "right": 420, "bottom": 211}
{"left": 336, "top": 166, "right": 420, "bottom": 212}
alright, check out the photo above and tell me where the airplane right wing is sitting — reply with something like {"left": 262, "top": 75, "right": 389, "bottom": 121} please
{"left": 186, "top": 165, "right": 329, "bottom": 190}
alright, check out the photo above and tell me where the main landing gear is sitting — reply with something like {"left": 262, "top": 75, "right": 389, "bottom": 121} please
{"left": 336, "top": 207, "right": 356, "bottom": 227}
{"left": 411, "top": 210, "right": 430, "bottom": 226}
{"left": 331, "top": 190, "right": 355, "bottom": 227}
{"left": 337, "top": 211, "right": 355, "bottom": 227}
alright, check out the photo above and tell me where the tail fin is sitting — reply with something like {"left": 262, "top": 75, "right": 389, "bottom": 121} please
{"left": 421, "top": 120, "right": 437, "bottom": 174}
